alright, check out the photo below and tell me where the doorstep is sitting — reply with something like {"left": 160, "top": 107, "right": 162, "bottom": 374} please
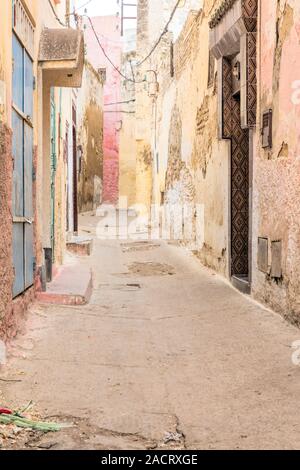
{"left": 67, "top": 235, "right": 93, "bottom": 256}
{"left": 36, "top": 263, "right": 93, "bottom": 306}
{"left": 231, "top": 275, "right": 251, "bottom": 295}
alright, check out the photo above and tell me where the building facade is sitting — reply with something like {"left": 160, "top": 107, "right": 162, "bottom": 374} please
{"left": 132, "top": 0, "right": 300, "bottom": 323}
{"left": 0, "top": 0, "right": 84, "bottom": 340}
{"left": 84, "top": 15, "right": 122, "bottom": 206}
{"left": 118, "top": 30, "right": 137, "bottom": 210}
{"left": 77, "top": 61, "right": 104, "bottom": 213}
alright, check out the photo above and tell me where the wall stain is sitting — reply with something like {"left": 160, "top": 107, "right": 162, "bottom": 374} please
{"left": 139, "top": 143, "right": 152, "bottom": 168}
{"left": 78, "top": 101, "right": 103, "bottom": 212}
{"left": 277, "top": 141, "right": 289, "bottom": 159}
{"left": 273, "top": 2, "right": 294, "bottom": 94}
{"left": 191, "top": 95, "right": 217, "bottom": 176}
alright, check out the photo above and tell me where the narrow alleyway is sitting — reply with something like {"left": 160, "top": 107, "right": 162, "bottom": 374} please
{"left": 1, "top": 213, "right": 300, "bottom": 450}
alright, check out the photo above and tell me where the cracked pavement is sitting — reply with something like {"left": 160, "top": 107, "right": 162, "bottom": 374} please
{"left": 2, "top": 213, "right": 300, "bottom": 450}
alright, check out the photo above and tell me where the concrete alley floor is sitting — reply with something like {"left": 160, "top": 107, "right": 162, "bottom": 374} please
{"left": 1, "top": 213, "right": 300, "bottom": 450}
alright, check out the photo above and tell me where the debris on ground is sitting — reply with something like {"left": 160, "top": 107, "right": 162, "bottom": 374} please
{"left": 163, "top": 431, "right": 184, "bottom": 444}
{"left": 127, "top": 262, "right": 176, "bottom": 277}
{"left": 0, "top": 403, "right": 72, "bottom": 433}
{"left": 0, "top": 408, "right": 12, "bottom": 415}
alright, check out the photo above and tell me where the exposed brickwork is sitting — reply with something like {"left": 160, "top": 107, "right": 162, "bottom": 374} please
{"left": 174, "top": 11, "right": 200, "bottom": 80}
{"left": 103, "top": 158, "right": 119, "bottom": 205}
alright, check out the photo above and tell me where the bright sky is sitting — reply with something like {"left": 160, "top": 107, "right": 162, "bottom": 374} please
{"left": 76, "top": 0, "right": 120, "bottom": 17}
{"left": 75, "top": 0, "right": 137, "bottom": 31}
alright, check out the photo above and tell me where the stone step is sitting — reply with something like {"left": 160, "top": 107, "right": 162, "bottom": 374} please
{"left": 36, "top": 263, "right": 93, "bottom": 306}
{"left": 67, "top": 236, "right": 93, "bottom": 256}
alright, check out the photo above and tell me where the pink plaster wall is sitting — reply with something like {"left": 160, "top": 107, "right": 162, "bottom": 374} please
{"left": 84, "top": 16, "right": 122, "bottom": 205}
{"left": 252, "top": 0, "right": 300, "bottom": 322}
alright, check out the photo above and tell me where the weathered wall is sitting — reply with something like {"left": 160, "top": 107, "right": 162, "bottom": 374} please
{"left": 252, "top": 0, "right": 300, "bottom": 323}
{"left": 135, "top": 0, "right": 203, "bottom": 216}
{"left": 84, "top": 16, "right": 121, "bottom": 206}
{"left": 130, "top": 0, "right": 300, "bottom": 323}
{"left": 134, "top": 0, "right": 154, "bottom": 216}
{"left": 119, "top": 47, "right": 137, "bottom": 209}
{"left": 0, "top": 124, "right": 13, "bottom": 337}
{"left": 36, "top": 2, "right": 76, "bottom": 266}
{"left": 0, "top": 1, "right": 12, "bottom": 329}
{"left": 0, "top": 0, "right": 78, "bottom": 339}
{"left": 77, "top": 62, "right": 103, "bottom": 213}
{"left": 52, "top": 87, "right": 73, "bottom": 265}
{"left": 154, "top": 8, "right": 230, "bottom": 273}
{"left": 0, "top": 0, "right": 12, "bottom": 125}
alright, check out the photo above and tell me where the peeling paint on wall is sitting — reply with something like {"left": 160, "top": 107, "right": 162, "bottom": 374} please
{"left": 78, "top": 102, "right": 103, "bottom": 212}
{"left": 273, "top": 2, "right": 294, "bottom": 94}
{"left": 252, "top": 0, "right": 300, "bottom": 324}
{"left": 192, "top": 94, "right": 218, "bottom": 176}
{"left": 76, "top": 62, "right": 104, "bottom": 213}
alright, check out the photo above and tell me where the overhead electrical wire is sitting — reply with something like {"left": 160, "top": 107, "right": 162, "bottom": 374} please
{"left": 74, "top": 0, "right": 93, "bottom": 13}
{"left": 46, "top": 3, "right": 142, "bottom": 84}
{"left": 65, "top": 0, "right": 93, "bottom": 17}
{"left": 104, "top": 99, "right": 136, "bottom": 106}
{"left": 47, "top": 0, "right": 67, "bottom": 27}
{"left": 48, "top": 0, "right": 183, "bottom": 85}
{"left": 136, "top": 0, "right": 182, "bottom": 66}
{"left": 83, "top": 15, "right": 145, "bottom": 84}
{"left": 84, "top": 1, "right": 182, "bottom": 84}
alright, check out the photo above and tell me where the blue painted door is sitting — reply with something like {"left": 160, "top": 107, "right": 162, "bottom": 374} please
{"left": 12, "top": 33, "right": 34, "bottom": 297}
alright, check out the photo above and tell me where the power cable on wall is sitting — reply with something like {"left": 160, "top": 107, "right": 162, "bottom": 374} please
{"left": 104, "top": 99, "right": 136, "bottom": 106}
{"left": 136, "top": 0, "right": 182, "bottom": 66}
{"left": 83, "top": 15, "right": 145, "bottom": 84}
{"left": 65, "top": 0, "right": 93, "bottom": 17}
{"left": 47, "top": 0, "right": 67, "bottom": 27}
{"left": 46, "top": 3, "right": 143, "bottom": 85}
{"left": 73, "top": 0, "right": 93, "bottom": 13}
{"left": 80, "top": 1, "right": 183, "bottom": 82}
{"left": 48, "top": 1, "right": 183, "bottom": 85}
{"left": 48, "top": 0, "right": 93, "bottom": 23}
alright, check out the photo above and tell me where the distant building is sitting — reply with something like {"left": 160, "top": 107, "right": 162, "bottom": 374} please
{"left": 84, "top": 15, "right": 122, "bottom": 206}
